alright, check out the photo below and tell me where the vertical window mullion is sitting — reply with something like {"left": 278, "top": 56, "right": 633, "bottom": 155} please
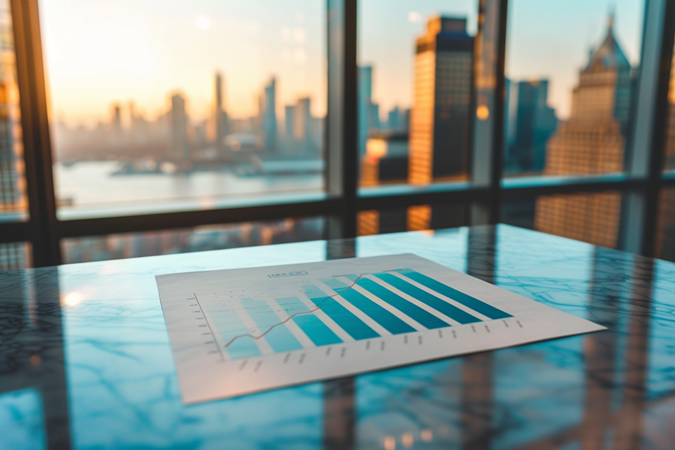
{"left": 621, "top": 0, "right": 675, "bottom": 255}
{"left": 326, "top": 0, "right": 358, "bottom": 239}
{"left": 10, "top": 0, "right": 60, "bottom": 266}
{"left": 470, "top": 0, "right": 509, "bottom": 225}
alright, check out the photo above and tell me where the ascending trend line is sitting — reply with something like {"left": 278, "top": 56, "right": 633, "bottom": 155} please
{"left": 222, "top": 274, "right": 365, "bottom": 350}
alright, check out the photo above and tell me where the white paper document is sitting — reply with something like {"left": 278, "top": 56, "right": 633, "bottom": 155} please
{"left": 155, "top": 254, "right": 605, "bottom": 404}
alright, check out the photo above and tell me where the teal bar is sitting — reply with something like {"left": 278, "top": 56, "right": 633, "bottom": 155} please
{"left": 356, "top": 278, "right": 450, "bottom": 329}
{"left": 276, "top": 297, "right": 343, "bottom": 346}
{"left": 373, "top": 273, "right": 481, "bottom": 325}
{"left": 302, "top": 284, "right": 380, "bottom": 340}
{"left": 336, "top": 286, "right": 415, "bottom": 334}
{"left": 394, "top": 269, "right": 512, "bottom": 320}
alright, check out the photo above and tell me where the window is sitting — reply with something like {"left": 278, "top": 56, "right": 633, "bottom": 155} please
{"left": 357, "top": 0, "right": 479, "bottom": 191}
{"left": 503, "top": 0, "right": 644, "bottom": 179}
{"left": 502, "top": 191, "right": 623, "bottom": 249}
{"left": 358, "top": 203, "right": 467, "bottom": 236}
{"left": 0, "top": 242, "right": 30, "bottom": 269}
{"left": 0, "top": 0, "right": 27, "bottom": 222}
{"left": 0, "top": 0, "right": 673, "bottom": 267}
{"left": 663, "top": 34, "right": 675, "bottom": 172}
{"left": 61, "top": 217, "right": 324, "bottom": 264}
{"left": 39, "top": 0, "right": 326, "bottom": 219}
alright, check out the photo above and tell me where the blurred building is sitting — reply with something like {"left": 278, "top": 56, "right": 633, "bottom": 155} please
{"left": 170, "top": 93, "right": 189, "bottom": 160}
{"left": 293, "top": 98, "right": 311, "bottom": 150}
{"left": 409, "top": 16, "right": 474, "bottom": 184}
{"left": 506, "top": 79, "right": 558, "bottom": 174}
{"left": 212, "top": 72, "right": 229, "bottom": 149}
{"left": 358, "top": 66, "right": 374, "bottom": 159}
{"left": 357, "top": 204, "right": 466, "bottom": 236}
{"left": 535, "top": 17, "right": 632, "bottom": 248}
{"left": 360, "top": 131, "right": 409, "bottom": 186}
{"left": 385, "top": 106, "right": 410, "bottom": 132}
{"left": 0, "top": 80, "right": 19, "bottom": 213}
{"left": 282, "top": 97, "right": 316, "bottom": 156}
{"left": 655, "top": 50, "right": 675, "bottom": 260}
{"left": 0, "top": 15, "right": 24, "bottom": 218}
{"left": 261, "top": 77, "right": 278, "bottom": 154}
{"left": 111, "top": 103, "right": 122, "bottom": 132}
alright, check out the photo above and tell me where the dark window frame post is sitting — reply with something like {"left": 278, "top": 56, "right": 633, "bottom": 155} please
{"left": 470, "top": 0, "right": 509, "bottom": 226}
{"left": 9, "top": 0, "right": 60, "bottom": 266}
{"left": 326, "top": 0, "right": 358, "bottom": 240}
{"left": 620, "top": 0, "right": 675, "bottom": 256}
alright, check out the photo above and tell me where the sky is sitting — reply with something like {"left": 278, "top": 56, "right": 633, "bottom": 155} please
{"left": 39, "top": 0, "right": 644, "bottom": 126}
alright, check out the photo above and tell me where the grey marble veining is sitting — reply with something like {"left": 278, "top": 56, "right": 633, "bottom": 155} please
{"left": 1, "top": 224, "right": 674, "bottom": 449}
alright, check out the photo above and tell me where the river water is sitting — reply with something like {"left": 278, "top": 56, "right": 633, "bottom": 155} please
{"left": 54, "top": 161, "right": 325, "bottom": 220}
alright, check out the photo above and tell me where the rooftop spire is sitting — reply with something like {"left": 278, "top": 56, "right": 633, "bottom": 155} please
{"left": 607, "top": 3, "right": 616, "bottom": 29}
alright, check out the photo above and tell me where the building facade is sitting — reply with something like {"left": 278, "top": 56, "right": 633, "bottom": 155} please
{"left": 655, "top": 49, "right": 675, "bottom": 260}
{"left": 506, "top": 79, "right": 558, "bottom": 174}
{"left": 408, "top": 16, "right": 474, "bottom": 184}
{"left": 535, "top": 18, "right": 632, "bottom": 248}
{"left": 170, "top": 93, "right": 189, "bottom": 160}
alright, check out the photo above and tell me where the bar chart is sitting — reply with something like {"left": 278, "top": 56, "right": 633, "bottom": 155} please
{"left": 198, "top": 268, "right": 513, "bottom": 361}
{"left": 156, "top": 254, "right": 605, "bottom": 404}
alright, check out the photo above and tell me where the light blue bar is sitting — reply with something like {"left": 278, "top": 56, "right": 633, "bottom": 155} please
{"left": 302, "top": 284, "right": 380, "bottom": 340}
{"left": 321, "top": 277, "right": 350, "bottom": 292}
{"left": 276, "top": 297, "right": 343, "bottom": 346}
{"left": 240, "top": 299, "right": 303, "bottom": 353}
{"left": 208, "top": 309, "right": 261, "bottom": 360}
{"left": 394, "top": 269, "right": 512, "bottom": 320}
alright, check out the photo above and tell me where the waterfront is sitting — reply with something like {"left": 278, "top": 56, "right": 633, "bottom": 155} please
{"left": 55, "top": 161, "right": 325, "bottom": 219}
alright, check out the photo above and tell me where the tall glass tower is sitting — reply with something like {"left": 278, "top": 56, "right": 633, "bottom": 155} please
{"left": 409, "top": 16, "right": 474, "bottom": 184}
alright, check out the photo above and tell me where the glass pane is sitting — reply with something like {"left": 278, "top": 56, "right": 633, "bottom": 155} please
{"left": 357, "top": 203, "right": 466, "bottom": 236}
{"left": 357, "top": 1, "right": 478, "bottom": 190}
{"left": 40, "top": 1, "right": 325, "bottom": 219}
{"left": 0, "top": 242, "right": 31, "bottom": 269}
{"left": 664, "top": 32, "right": 675, "bottom": 172}
{"left": 656, "top": 188, "right": 675, "bottom": 261}
{"left": 503, "top": 1, "right": 644, "bottom": 178}
{"left": 502, "top": 191, "right": 623, "bottom": 249}
{"left": 61, "top": 217, "right": 323, "bottom": 264}
{"left": 0, "top": 0, "right": 27, "bottom": 222}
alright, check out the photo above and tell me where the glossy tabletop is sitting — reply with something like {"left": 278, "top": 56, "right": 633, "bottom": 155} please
{"left": 1, "top": 225, "right": 674, "bottom": 449}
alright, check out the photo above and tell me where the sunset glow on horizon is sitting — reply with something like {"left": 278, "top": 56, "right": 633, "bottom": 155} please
{"left": 39, "top": 0, "right": 644, "bottom": 127}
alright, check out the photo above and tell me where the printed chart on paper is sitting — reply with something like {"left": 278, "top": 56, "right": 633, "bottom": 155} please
{"left": 155, "top": 254, "right": 605, "bottom": 404}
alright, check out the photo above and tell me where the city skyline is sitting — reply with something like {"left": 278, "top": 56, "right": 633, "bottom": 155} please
{"left": 40, "top": 0, "right": 643, "bottom": 126}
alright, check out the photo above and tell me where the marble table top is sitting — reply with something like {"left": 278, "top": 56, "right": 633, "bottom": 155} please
{"left": 1, "top": 224, "right": 674, "bottom": 449}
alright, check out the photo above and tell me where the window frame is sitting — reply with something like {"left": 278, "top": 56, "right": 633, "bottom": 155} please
{"left": 1, "top": 0, "right": 674, "bottom": 267}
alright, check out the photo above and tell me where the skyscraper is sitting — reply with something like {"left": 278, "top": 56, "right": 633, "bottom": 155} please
{"left": 358, "top": 66, "right": 374, "bottom": 159}
{"left": 293, "top": 97, "right": 311, "bottom": 154}
{"left": 283, "top": 104, "right": 295, "bottom": 154}
{"left": 535, "top": 17, "right": 632, "bottom": 248}
{"left": 261, "top": 77, "right": 278, "bottom": 154}
{"left": 387, "top": 106, "right": 401, "bottom": 131}
{"left": 213, "top": 72, "right": 229, "bottom": 148}
{"left": 409, "top": 16, "right": 474, "bottom": 184}
{"left": 655, "top": 49, "right": 675, "bottom": 260}
{"left": 506, "top": 80, "right": 558, "bottom": 174}
{"left": 170, "top": 93, "right": 189, "bottom": 160}
{"left": 0, "top": 80, "right": 20, "bottom": 214}
{"left": 112, "top": 103, "right": 122, "bottom": 132}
